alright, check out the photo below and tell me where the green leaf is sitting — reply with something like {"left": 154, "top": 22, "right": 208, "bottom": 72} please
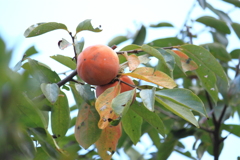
{"left": 34, "top": 147, "right": 55, "bottom": 160}
{"left": 196, "top": 16, "right": 231, "bottom": 34}
{"left": 140, "top": 87, "right": 156, "bottom": 111}
{"left": 228, "top": 75, "right": 240, "bottom": 106}
{"left": 75, "top": 37, "right": 84, "bottom": 54}
{"left": 166, "top": 50, "right": 185, "bottom": 74}
{"left": 75, "top": 102, "right": 102, "bottom": 149}
{"left": 41, "top": 83, "right": 60, "bottom": 104}
{"left": 157, "top": 48, "right": 175, "bottom": 77}
{"left": 196, "top": 142, "right": 207, "bottom": 159}
{"left": 206, "top": 3, "right": 232, "bottom": 23}
{"left": 200, "top": 43, "right": 231, "bottom": 62}
{"left": 51, "top": 92, "right": 70, "bottom": 139}
{"left": 180, "top": 44, "right": 229, "bottom": 102}
{"left": 230, "top": 49, "right": 240, "bottom": 59}
{"left": 76, "top": 19, "right": 102, "bottom": 34}
{"left": 75, "top": 83, "right": 95, "bottom": 102}
{"left": 150, "top": 22, "right": 174, "bottom": 28}
{"left": 197, "top": 0, "right": 207, "bottom": 9}
{"left": 211, "top": 31, "right": 228, "bottom": 47}
{"left": 222, "top": 124, "right": 240, "bottom": 137}
{"left": 131, "top": 101, "right": 165, "bottom": 137}
{"left": 223, "top": 0, "right": 240, "bottom": 7}
{"left": 155, "top": 88, "right": 207, "bottom": 117}
{"left": 24, "top": 22, "right": 68, "bottom": 37}
{"left": 24, "top": 46, "right": 38, "bottom": 58}
{"left": 132, "top": 25, "right": 146, "bottom": 45}
{"left": 183, "top": 43, "right": 227, "bottom": 71}
{"left": 17, "top": 94, "right": 47, "bottom": 128}
{"left": 108, "top": 36, "right": 128, "bottom": 47}
{"left": 142, "top": 44, "right": 171, "bottom": 76}
{"left": 69, "top": 82, "right": 84, "bottom": 109}
{"left": 112, "top": 89, "right": 136, "bottom": 116}
{"left": 50, "top": 55, "right": 76, "bottom": 70}
{"left": 25, "top": 59, "right": 61, "bottom": 83}
{"left": 29, "top": 127, "right": 61, "bottom": 159}
{"left": 157, "top": 133, "right": 178, "bottom": 160}
{"left": 155, "top": 96, "right": 199, "bottom": 127}
{"left": 149, "top": 37, "right": 184, "bottom": 47}
{"left": 119, "top": 44, "right": 142, "bottom": 64}
{"left": 126, "top": 147, "right": 144, "bottom": 160}
{"left": 122, "top": 108, "right": 142, "bottom": 145}
{"left": 232, "top": 22, "right": 240, "bottom": 39}
{"left": 196, "top": 65, "right": 219, "bottom": 103}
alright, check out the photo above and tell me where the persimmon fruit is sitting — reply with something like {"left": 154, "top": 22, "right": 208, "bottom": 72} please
{"left": 96, "top": 75, "right": 136, "bottom": 103}
{"left": 77, "top": 44, "right": 119, "bottom": 85}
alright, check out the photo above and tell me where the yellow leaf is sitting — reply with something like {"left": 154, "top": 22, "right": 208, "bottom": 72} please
{"left": 172, "top": 50, "right": 198, "bottom": 72}
{"left": 95, "top": 83, "right": 120, "bottom": 129}
{"left": 123, "top": 67, "right": 176, "bottom": 89}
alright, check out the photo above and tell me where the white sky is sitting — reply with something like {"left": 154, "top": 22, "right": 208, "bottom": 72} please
{"left": 1, "top": 0, "right": 240, "bottom": 159}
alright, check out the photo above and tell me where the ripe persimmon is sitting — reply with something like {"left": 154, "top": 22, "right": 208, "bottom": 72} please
{"left": 77, "top": 44, "right": 119, "bottom": 85}
{"left": 96, "top": 75, "right": 136, "bottom": 103}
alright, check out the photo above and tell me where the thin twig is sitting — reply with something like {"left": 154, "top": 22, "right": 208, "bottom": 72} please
{"left": 69, "top": 32, "right": 78, "bottom": 63}
{"left": 218, "top": 104, "right": 228, "bottom": 124}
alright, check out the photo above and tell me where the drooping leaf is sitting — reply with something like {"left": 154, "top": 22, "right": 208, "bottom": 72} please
{"left": 95, "top": 116, "right": 122, "bottom": 160}
{"left": 24, "top": 22, "right": 68, "bottom": 37}
{"left": 58, "top": 38, "right": 72, "bottom": 50}
{"left": 41, "top": 83, "right": 59, "bottom": 104}
{"left": 206, "top": 3, "right": 232, "bottom": 23}
{"left": 108, "top": 36, "right": 128, "bottom": 47}
{"left": 50, "top": 55, "right": 76, "bottom": 70}
{"left": 197, "top": 0, "right": 207, "bottom": 9}
{"left": 76, "top": 19, "right": 102, "bottom": 34}
{"left": 132, "top": 25, "right": 146, "bottom": 45}
{"left": 95, "top": 83, "right": 120, "bottom": 129}
{"left": 123, "top": 67, "right": 176, "bottom": 89}
{"left": 75, "top": 102, "right": 102, "bottom": 149}
{"left": 75, "top": 37, "right": 85, "bottom": 54}
{"left": 172, "top": 50, "right": 198, "bottom": 72}
{"left": 51, "top": 92, "right": 70, "bottom": 139}
{"left": 140, "top": 87, "right": 156, "bottom": 111}
{"left": 131, "top": 101, "right": 165, "bottom": 136}
{"left": 149, "top": 37, "right": 184, "bottom": 47}
{"left": 25, "top": 58, "right": 61, "bottom": 83}
{"left": 150, "top": 22, "right": 174, "bottom": 28}
{"left": 69, "top": 82, "right": 84, "bottom": 109}
{"left": 232, "top": 22, "right": 240, "bottom": 39}
{"left": 142, "top": 44, "right": 171, "bottom": 76}
{"left": 17, "top": 94, "right": 47, "bottom": 128}
{"left": 166, "top": 50, "right": 185, "bottom": 74}
{"left": 228, "top": 74, "right": 240, "bottom": 106}
{"left": 197, "top": 142, "right": 207, "bottom": 160}
{"left": 112, "top": 89, "right": 136, "bottom": 116}
{"left": 211, "top": 31, "right": 228, "bottom": 47}
{"left": 230, "top": 49, "right": 240, "bottom": 59}
{"left": 200, "top": 43, "right": 231, "bottom": 61}
{"left": 29, "top": 127, "right": 62, "bottom": 159}
{"left": 196, "top": 16, "right": 231, "bottom": 34}
{"left": 155, "top": 88, "right": 207, "bottom": 117}
{"left": 122, "top": 108, "right": 142, "bottom": 145}
{"left": 34, "top": 147, "right": 55, "bottom": 160}
{"left": 155, "top": 96, "right": 199, "bottom": 127}
{"left": 75, "top": 83, "right": 95, "bottom": 102}
{"left": 157, "top": 133, "right": 178, "bottom": 160}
